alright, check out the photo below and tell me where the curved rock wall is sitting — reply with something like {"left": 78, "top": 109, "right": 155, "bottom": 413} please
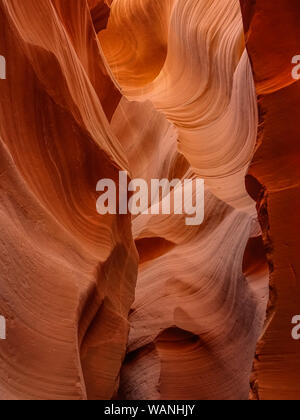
{"left": 0, "top": 0, "right": 297, "bottom": 400}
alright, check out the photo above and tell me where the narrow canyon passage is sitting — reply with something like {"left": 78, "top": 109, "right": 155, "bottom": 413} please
{"left": 0, "top": 0, "right": 298, "bottom": 400}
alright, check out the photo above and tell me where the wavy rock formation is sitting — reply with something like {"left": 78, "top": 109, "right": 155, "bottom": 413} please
{"left": 0, "top": 0, "right": 137, "bottom": 400}
{"left": 101, "top": 0, "right": 269, "bottom": 400}
{"left": 240, "top": 0, "right": 300, "bottom": 400}
{"left": 1, "top": 0, "right": 295, "bottom": 401}
{"left": 100, "top": 0, "right": 258, "bottom": 211}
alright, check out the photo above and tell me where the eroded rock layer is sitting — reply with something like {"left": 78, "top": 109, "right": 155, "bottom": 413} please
{"left": 0, "top": 0, "right": 296, "bottom": 401}
{"left": 100, "top": 0, "right": 269, "bottom": 400}
{"left": 0, "top": 0, "right": 137, "bottom": 400}
{"left": 240, "top": 0, "right": 300, "bottom": 400}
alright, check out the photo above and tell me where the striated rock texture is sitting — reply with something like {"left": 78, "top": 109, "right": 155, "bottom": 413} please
{"left": 100, "top": 0, "right": 270, "bottom": 400}
{"left": 240, "top": 0, "right": 300, "bottom": 400}
{"left": 0, "top": 0, "right": 296, "bottom": 401}
{"left": 0, "top": 0, "right": 138, "bottom": 400}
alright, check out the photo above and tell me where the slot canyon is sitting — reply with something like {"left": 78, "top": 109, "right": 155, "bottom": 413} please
{"left": 0, "top": 0, "right": 299, "bottom": 400}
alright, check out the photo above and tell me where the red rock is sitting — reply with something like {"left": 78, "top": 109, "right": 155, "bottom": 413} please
{"left": 241, "top": 0, "right": 300, "bottom": 400}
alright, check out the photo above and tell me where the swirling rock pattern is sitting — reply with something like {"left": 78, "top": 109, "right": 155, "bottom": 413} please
{"left": 0, "top": 0, "right": 296, "bottom": 400}
{"left": 0, "top": 0, "right": 137, "bottom": 400}
{"left": 102, "top": 0, "right": 269, "bottom": 400}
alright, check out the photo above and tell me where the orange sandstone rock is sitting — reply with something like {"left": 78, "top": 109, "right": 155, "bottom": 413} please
{"left": 2, "top": 0, "right": 295, "bottom": 401}
{"left": 0, "top": 0, "right": 137, "bottom": 400}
